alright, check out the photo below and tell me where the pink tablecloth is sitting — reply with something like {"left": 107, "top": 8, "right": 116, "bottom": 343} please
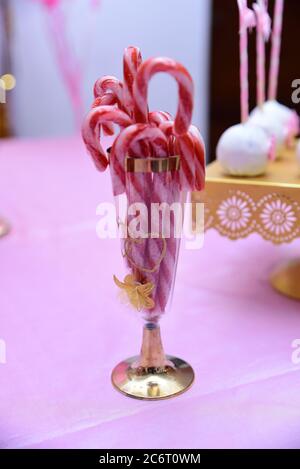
{"left": 1, "top": 136, "right": 300, "bottom": 449}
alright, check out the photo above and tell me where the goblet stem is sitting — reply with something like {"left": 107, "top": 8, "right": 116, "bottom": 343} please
{"left": 138, "top": 322, "right": 166, "bottom": 369}
{"left": 111, "top": 318, "right": 195, "bottom": 399}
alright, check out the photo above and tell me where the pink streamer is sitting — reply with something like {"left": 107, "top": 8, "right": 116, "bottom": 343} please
{"left": 46, "top": 6, "right": 83, "bottom": 129}
{"left": 35, "top": 0, "right": 101, "bottom": 129}
{"left": 237, "top": 0, "right": 256, "bottom": 123}
{"left": 268, "top": 0, "right": 284, "bottom": 101}
{"left": 253, "top": 0, "right": 271, "bottom": 108}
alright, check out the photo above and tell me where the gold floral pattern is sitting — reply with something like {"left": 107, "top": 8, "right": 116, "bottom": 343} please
{"left": 196, "top": 188, "right": 300, "bottom": 245}
{"left": 260, "top": 201, "right": 296, "bottom": 235}
{"left": 217, "top": 196, "right": 251, "bottom": 232}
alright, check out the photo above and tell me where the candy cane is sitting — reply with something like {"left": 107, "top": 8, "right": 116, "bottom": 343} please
{"left": 111, "top": 124, "right": 169, "bottom": 314}
{"left": 93, "top": 75, "right": 125, "bottom": 111}
{"left": 189, "top": 125, "right": 206, "bottom": 191}
{"left": 133, "top": 57, "right": 194, "bottom": 136}
{"left": 268, "top": 0, "right": 284, "bottom": 101}
{"left": 148, "top": 111, "right": 172, "bottom": 126}
{"left": 237, "top": 0, "right": 256, "bottom": 122}
{"left": 159, "top": 121, "right": 195, "bottom": 190}
{"left": 110, "top": 124, "right": 168, "bottom": 195}
{"left": 93, "top": 77, "right": 128, "bottom": 136}
{"left": 123, "top": 46, "right": 143, "bottom": 116}
{"left": 82, "top": 105, "right": 132, "bottom": 172}
{"left": 92, "top": 94, "right": 117, "bottom": 136}
{"left": 149, "top": 111, "right": 175, "bottom": 155}
{"left": 253, "top": 0, "right": 271, "bottom": 108}
{"left": 149, "top": 138, "right": 180, "bottom": 314}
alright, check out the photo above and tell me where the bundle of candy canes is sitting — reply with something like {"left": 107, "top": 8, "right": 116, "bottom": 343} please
{"left": 82, "top": 46, "right": 205, "bottom": 319}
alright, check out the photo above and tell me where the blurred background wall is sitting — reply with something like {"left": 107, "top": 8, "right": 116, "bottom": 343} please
{"left": 8, "top": 0, "right": 212, "bottom": 141}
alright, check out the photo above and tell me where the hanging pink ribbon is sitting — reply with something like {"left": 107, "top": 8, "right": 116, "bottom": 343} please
{"left": 33, "top": 0, "right": 101, "bottom": 129}
{"left": 237, "top": 0, "right": 256, "bottom": 31}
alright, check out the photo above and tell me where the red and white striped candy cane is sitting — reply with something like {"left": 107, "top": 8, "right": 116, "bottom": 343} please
{"left": 123, "top": 46, "right": 143, "bottom": 117}
{"left": 133, "top": 57, "right": 194, "bottom": 136}
{"left": 92, "top": 94, "right": 117, "bottom": 136}
{"left": 93, "top": 75, "right": 125, "bottom": 111}
{"left": 150, "top": 144, "right": 180, "bottom": 314}
{"left": 111, "top": 124, "right": 169, "bottom": 316}
{"left": 159, "top": 121, "right": 195, "bottom": 190}
{"left": 148, "top": 111, "right": 172, "bottom": 126}
{"left": 82, "top": 105, "right": 132, "bottom": 172}
{"left": 148, "top": 111, "right": 174, "bottom": 155}
{"left": 189, "top": 125, "right": 206, "bottom": 191}
{"left": 110, "top": 123, "right": 168, "bottom": 195}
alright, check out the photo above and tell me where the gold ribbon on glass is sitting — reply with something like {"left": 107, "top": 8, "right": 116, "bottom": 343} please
{"left": 126, "top": 155, "right": 180, "bottom": 173}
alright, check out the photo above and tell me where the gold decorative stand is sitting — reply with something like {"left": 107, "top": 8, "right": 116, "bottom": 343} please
{"left": 193, "top": 145, "right": 300, "bottom": 300}
{"left": 0, "top": 217, "right": 10, "bottom": 238}
{"left": 112, "top": 323, "right": 194, "bottom": 400}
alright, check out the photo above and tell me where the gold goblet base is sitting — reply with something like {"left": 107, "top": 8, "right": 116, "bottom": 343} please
{"left": 0, "top": 218, "right": 10, "bottom": 238}
{"left": 270, "top": 260, "right": 300, "bottom": 301}
{"left": 111, "top": 355, "right": 195, "bottom": 400}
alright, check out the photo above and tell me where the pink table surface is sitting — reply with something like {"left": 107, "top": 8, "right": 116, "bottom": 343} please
{"left": 0, "top": 135, "right": 300, "bottom": 449}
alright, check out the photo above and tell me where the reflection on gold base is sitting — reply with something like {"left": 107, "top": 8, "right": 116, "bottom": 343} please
{"left": 0, "top": 218, "right": 10, "bottom": 238}
{"left": 270, "top": 260, "right": 300, "bottom": 301}
{"left": 111, "top": 355, "right": 195, "bottom": 400}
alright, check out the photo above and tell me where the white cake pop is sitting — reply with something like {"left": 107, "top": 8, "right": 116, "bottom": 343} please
{"left": 258, "top": 100, "right": 299, "bottom": 146}
{"left": 217, "top": 123, "right": 272, "bottom": 177}
{"left": 249, "top": 106, "right": 286, "bottom": 153}
{"left": 217, "top": 2, "right": 272, "bottom": 177}
{"left": 250, "top": 101, "right": 299, "bottom": 148}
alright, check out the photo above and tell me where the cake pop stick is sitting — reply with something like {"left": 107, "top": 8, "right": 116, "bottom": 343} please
{"left": 82, "top": 105, "right": 132, "bottom": 171}
{"left": 249, "top": 2, "right": 289, "bottom": 154}
{"left": 268, "top": 0, "right": 284, "bottom": 101}
{"left": 259, "top": 0, "right": 299, "bottom": 147}
{"left": 217, "top": 2, "right": 272, "bottom": 176}
{"left": 237, "top": 0, "right": 256, "bottom": 122}
{"left": 133, "top": 57, "right": 194, "bottom": 136}
{"left": 253, "top": 0, "right": 271, "bottom": 108}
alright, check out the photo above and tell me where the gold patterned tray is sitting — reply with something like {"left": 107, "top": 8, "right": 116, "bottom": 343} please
{"left": 193, "top": 145, "right": 300, "bottom": 245}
